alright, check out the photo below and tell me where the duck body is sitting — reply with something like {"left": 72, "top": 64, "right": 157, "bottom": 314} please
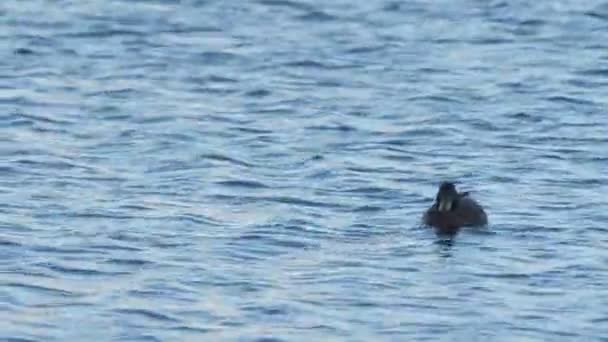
{"left": 423, "top": 182, "right": 487, "bottom": 234}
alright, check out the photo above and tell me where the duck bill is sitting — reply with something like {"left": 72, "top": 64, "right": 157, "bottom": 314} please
{"left": 437, "top": 200, "right": 452, "bottom": 212}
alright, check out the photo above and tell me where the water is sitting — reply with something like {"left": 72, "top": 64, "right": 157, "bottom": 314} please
{"left": 1, "top": 0, "right": 607, "bottom": 340}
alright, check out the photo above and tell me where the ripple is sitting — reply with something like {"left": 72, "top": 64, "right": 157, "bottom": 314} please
{"left": 114, "top": 308, "right": 181, "bottom": 323}
{"left": 296, "top": 10, "right": 338, "bottom": 22}
{"left": 245, "top": 89, "right": 272, "bottom": 97}
{"left": 30, "top": 245, "right": 104, "bottom": 255}
{"left": 64, "top": 29, "right": 144, "bottom": 38}
{"left": 283, "top": 60, "right": 346, "bottom": 69}
{"left": 199, "top": 51, "right": 241, "bottom": 65}
{"left": 578, "top": 68, "right": 608, "bottom": 76}
{"left": 263, "top": 195, "right": 348, "bottom": 209}
{"left": 251, "top": 337, "right": 286, "bottom": 342}
{"left": 13, "top": 48, "right": 35, "bottom": 55}
{"left": 41, "top": 262, "right": 127, "bottom": 276}
{"left": 306, "top": 123, "right": 357, "bottom": 132}
{"left": 546, "top": 95, "right": 596, "bottom": 106}
{"left": 89, "top": 243, "right": 143, "bottom": 252}
{"left": 0, "top": 239, "right": 22, "bottom": 247}
{"left": 200, "top": 153, "right": 254, "bottom": 167}
{"left": 105, "top": 258, "right": 153, "bottom": 267}
{"left": 3, "top": 282, "right": 83, "bottom": 298}
{"left": 408, "top": 95, "right": 463, "bottom": 103}
{"left": 13, "top": 159, "right": 83, "bottom": 171}
{"left": 257, "top": 0, "right": 313, "bottom": 11}
{"left": 345, "top": 45, "right": 386, "bottom": 54}
{"left": 215, "top": 179, "right": 270, "bottom": 189}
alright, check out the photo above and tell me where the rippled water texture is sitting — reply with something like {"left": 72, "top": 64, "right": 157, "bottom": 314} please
{"left": 1, "top": 0, "right": 608, "bottom": 340}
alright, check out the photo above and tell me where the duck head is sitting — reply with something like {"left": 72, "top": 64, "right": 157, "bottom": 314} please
{"left": 435, "top": 182, "right": 460, "bottom": 212}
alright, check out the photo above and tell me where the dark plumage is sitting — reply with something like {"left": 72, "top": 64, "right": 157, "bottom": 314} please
{"left": 423, "top": 182, "right": 488, "bottom": 234}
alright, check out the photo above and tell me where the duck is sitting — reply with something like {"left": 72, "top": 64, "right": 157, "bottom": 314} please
{"left": 423, "top": 182, "right": 488, "bottom": 234}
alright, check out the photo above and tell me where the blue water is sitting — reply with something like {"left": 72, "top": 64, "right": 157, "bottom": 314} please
{"left": 1, "top": 0, "right": 607, "bottom": 340}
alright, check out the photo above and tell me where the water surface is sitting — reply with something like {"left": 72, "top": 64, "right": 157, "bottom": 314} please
{"left": 1, "top": 0, "right": 607, "bottom": 340}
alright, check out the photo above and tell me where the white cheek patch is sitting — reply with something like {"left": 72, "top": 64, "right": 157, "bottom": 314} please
{"left": 438, "top": 200, "right": 452, "bottom": 211}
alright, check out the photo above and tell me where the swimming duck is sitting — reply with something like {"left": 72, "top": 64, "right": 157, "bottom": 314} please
{"left": 423, "top": 182, "right": 488, "bottom": 234}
